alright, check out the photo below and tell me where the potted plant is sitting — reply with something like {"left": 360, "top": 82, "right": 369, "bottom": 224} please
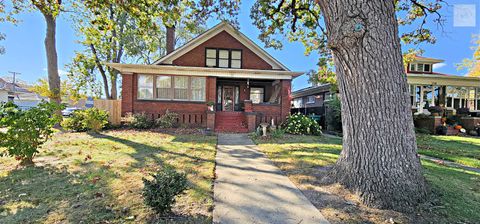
{"left": 207, "top": 101, "right": 215, "bottom": 111}
{"left": 428, "top": 106, "right": 443, "bottom": 116}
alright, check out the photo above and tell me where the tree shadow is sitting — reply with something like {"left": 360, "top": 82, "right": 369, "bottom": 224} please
{"left": 0, "top": 164, "right": 118, "bottom": 223}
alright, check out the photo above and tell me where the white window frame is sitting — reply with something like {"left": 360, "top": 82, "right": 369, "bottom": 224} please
{"left": 137, "top": 74, "right": 206, "bottom": 102}
{"left": 306, "top": 95, "right": 315, "bottom": 104}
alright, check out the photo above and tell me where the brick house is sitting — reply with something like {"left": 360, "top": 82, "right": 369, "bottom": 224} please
{"left": 107, "top": 22, "right": 302, "bottom": 132}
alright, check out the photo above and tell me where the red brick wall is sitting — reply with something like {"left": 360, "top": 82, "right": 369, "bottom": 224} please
{"left": 172, "top": 31, "right": 273, "bottom": 70}
{"left": 252, "top": 80, "right": 291, "bottom": 126}
{"left": 121, "top": 73, "right": 216, "bottom": 127}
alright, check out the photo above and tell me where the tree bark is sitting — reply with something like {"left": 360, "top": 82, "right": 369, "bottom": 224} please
{"left": 166, "top": 25, "right": 175, "bottom": 54}
{"left": 317, "top": 0, "right": 427, "bottom": 211}
{"left": 44, "top": 14, "right": 61, "bottom": 105}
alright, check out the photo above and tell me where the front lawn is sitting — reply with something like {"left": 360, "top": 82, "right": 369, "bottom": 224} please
{"left": 0, "top": 130, "right": 217, "bottom": 223}
{"left": 254, "top": 135, "right": 480, "bottom": 223}
{"left": 417, "top": 134, "right": 480, "bottom": 168}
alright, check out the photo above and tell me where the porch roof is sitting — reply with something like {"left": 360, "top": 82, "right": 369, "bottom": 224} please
{"left": 407, "top": 73, "right": 480, "bottom": 87}
{"left": 106, "top": 63, "right": 303, "bottom": 80}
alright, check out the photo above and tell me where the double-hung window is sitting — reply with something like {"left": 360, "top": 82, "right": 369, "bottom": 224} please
{"left": 205, "top": 48, "right": 242, "bottom": 68}
{"left": 156, "top": 76, "right": 171, "bottom": 99}
{"left": 138, "top": 75, "right": 154, "bottom": 99}
{"left": 250, "top": 87, "right": 265, "bottom": 104}
{"left": 306, "top": 96, "right": 315, "bottom": 104}
{"left": 191, "top": 77, "right": 206, "bottom": 101}
{"left": 174, "top": 76, "right": 189, "bottom": 100}
{"left": 138, "top": 74, "right": 206, "bottom": 102}
{"left": 206, "top": 49, "right": 217, "bottom": 67}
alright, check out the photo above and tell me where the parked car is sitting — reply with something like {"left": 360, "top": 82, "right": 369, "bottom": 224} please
{"left": 62, "top": 107, "right": 81, "bottom": 117}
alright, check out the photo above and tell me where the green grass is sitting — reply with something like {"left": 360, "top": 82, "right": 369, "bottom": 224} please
{"left": 416, "top": 134, "right": 480, "bottom": 168}
{"left": 0, "top": 130, "right": 217, "bottom": 224}
{"left": 254, "top": 135, "right": 480, "bottom": 223}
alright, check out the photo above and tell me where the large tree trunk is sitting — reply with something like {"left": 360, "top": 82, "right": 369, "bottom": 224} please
{"left": 44, "top": 14, "right": 61, "bottom": 105}
{"left": 318, "top": 0, "right": 427, "bottom": 211}
{"left": 166, "top": 25, "right": 175, "bottom": 54}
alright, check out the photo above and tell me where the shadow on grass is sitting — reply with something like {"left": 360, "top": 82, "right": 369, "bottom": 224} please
{"left": 0, "top": 131, "right": 216, "bottom": 223}
{"left": 0, "top": 165, "right": 117, "bottom": 223}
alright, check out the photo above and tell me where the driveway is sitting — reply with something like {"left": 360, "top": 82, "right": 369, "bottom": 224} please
{"left": 213, "top": 133, "right": 329, "bottom": 224}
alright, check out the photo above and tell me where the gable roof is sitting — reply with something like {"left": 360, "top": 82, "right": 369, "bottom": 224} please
{"left": 412, "top": 55, "right": 444, "bottom": 64}
{"left": 153, "top": 21, "right": 290, "bottom": 71}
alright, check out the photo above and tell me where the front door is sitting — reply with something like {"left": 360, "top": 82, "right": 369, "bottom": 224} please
{"left": 222, "top": 86, "right": 235, "bottom": 111}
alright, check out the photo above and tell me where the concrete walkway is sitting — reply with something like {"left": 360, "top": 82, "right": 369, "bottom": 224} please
{"left": 420, "top": 155, "right": 480, "bottom": 173}
{"left": 213, "top": 134, "right": 329, "bottom": 224}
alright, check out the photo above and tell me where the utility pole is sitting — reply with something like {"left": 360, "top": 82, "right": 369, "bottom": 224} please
{"left": 8, "top": 71, "right": 20, "bottom": 92}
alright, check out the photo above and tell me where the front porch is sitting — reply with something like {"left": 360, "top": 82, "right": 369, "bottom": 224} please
{"left": 207, "top": 78, "right": 291, "bottom": 132}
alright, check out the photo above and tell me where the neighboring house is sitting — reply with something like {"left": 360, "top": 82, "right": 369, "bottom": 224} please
{"left": 291, "top": 84, "right": 331, "bottom": 127}
{"left": 406, "top": 56, "right": 480, "bottom": 113}
{"left": 0, "top": 78, "right": 46, "bottom": 109}
{"left": 107, "top": 22, "right": 303, "bottom": 132}
{"left": 291, "top": 55, "right": 480, "bottom": 129}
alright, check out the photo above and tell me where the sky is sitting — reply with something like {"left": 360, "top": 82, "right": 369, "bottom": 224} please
{"left": 0, "top": 1, "right": 479, "bottom": 93}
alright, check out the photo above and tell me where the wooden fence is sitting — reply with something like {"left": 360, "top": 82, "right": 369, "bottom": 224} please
{"left": 94, "top": 99, "right": 121, "bottom": 125}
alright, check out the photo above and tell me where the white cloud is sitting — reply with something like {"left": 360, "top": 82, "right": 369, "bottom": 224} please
{"left": 432, "top": 63, "right": 447, "bottom": 70}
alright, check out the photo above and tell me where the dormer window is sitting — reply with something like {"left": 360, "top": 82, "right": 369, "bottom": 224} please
{"left": 205, "top": 48, "right": 242, "bottom": 69}
{"left": 409, "top": 63, "right": 432, "bottom": 72}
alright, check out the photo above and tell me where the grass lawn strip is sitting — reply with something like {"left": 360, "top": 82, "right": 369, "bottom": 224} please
{"left": 254, "top": 135, "right": 480, "bottom": 223}
{"left": 0, "top": 130, "right": 216, "bottom": 224}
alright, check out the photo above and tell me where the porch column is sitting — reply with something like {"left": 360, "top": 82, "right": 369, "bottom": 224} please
{"left": 121, "top": 73, "right": 134, "bottom": 116}
{"left": 207, "top": 77, "right": 217, "bottom": 104}
{"left": 280, "top": 80, "right": 292, "bottom": 121}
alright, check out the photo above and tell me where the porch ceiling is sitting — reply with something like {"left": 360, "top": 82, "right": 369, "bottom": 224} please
{"left": 407, "top": 73, "right": 480, "bottom": 87}
{"left": 106, "top": 63, "right": 303, "bottom": 80}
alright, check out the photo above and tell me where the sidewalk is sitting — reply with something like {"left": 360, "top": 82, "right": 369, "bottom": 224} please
{"left": 213, "top": 133, "right": 329, "bottom": 224}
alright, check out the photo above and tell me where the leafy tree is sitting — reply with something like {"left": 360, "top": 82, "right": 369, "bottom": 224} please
{"left": 251, "top": 0, "right": 445, "bottom": 211}
{"left": 29, "top": 78, "right": 88, "bottom": 103}
{"left": 0, "top": 101, "right": 62, "bottom": 165}
{"left": 67, "top": 1, "right": 211, "bottom": 99}
{"left": 458, "top": 35, "right": 480, "bottom": 77}
{"left": 132, "top": 0, "right": 241, "bottom": 54}
{"left": 7, "top": 0, "right": 63, "bottom": 105}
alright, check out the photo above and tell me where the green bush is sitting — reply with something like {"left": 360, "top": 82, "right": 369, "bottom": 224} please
{"left": 61, "top": 108, "right": 109, "bottom": 132}
{"left": 0, "top": 101, "right": 62, "bottom": 165}
{"left": 130, "top": 112, "right": 153, "bottom": 129}
{"left": 326, "top": 95, "right": 342, "bottom": 132}
{"left": 271, "top": 128, "right": 285, "bottom": 138}
{"left": 283, "top": 113, "right": 322, "bottom": 135}
{"left": 142, "top": 167, "right": 188, "bottom": 214}
{"left": 155, "top": 110, "right": 178, "bottom": 128}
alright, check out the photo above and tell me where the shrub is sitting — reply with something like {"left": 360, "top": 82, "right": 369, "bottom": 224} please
{"left": 155, "top": 110, "right": 178, "bottom": 128}
{"left": 271, "top": 128, "right": 285, "bottom": 138}
{"left": 142, "top": 167, "right": 188, "bottom": 214}
{"left": 325, "top": 96, "right": 342, "bottom": 132}
{"left": 283, "top": 113, "right": 322, "bottom": 135}
{"left": 61, "top": 108, "right": 109, "bottom": 132}
{"left": 0, "top": 101, "right": 62, "bottom": 165}
{"left": 435, "top": 125, "right": 448, "bottom": 135}
{"left": 415, "top": 127, "right": 431, "bottom": 134}
{"left": 428, "top": 106, "right": 443, "bottom": 114}
{"left": 130, "top": 112, "right": 153, "bottom": 129}
{"left": 457, "top": 107, "right": 470, "bottom": 115}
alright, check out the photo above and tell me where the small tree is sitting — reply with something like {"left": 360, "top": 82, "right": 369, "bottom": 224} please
{"left": 0, "top": 101, "right": 62, "bottom": 165}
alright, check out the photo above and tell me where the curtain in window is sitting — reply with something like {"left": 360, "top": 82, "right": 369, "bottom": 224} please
{"left": 156, "top": 76, "right": 171, "bottom": 99}
{"left": 191, "top": 77, "right": 206, "bottom": 101}
{"left": 174, "top": 76, "right": 189, "bottom": 100}
{"left": 138, "top": 75, "right": 153, "bottom": 99}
